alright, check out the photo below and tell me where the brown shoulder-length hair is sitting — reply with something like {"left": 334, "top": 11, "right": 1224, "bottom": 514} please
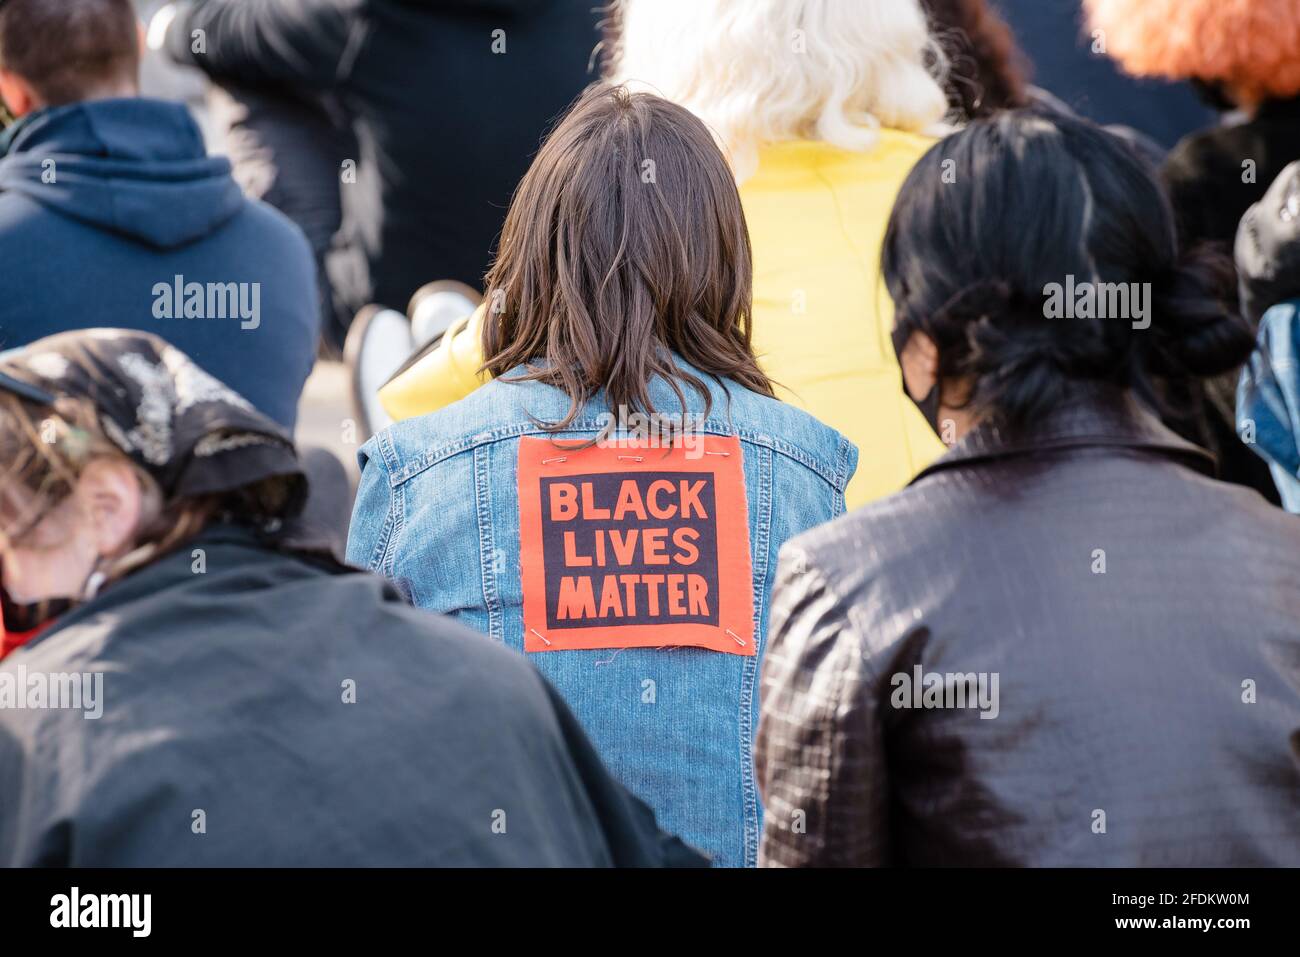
{"left": 482, "top": 84, "right": 774, "bottom": 435}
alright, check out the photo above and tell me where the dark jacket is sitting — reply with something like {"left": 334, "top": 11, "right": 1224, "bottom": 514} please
{"left": 0, "top": 99, "right": 318, "bottom": 429}
{"left": 1160, "top": 101, "right": 1300, "bottom": 508}
{"left": 207, "top": 83, "right": 357, "bottom": 347}
{"left": 1164, "top": 96, "right": 1300, "bottom": 255}
{"left": 757, "top": 384, "right": 1300, "bottom": 867}
{"left": 165, "top": 0, "right": 600, "bottom": 329}
{"left": 0, "top": 525, "right": 705, "bottom": 867}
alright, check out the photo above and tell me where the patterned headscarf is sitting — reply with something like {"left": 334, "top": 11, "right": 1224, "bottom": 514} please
{"left": 0, "top": 328, "right": 306, "bottom": 517}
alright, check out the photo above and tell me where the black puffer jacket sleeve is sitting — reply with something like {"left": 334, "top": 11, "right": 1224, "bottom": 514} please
{"left": 164, "top": 0, "right": 365, "bottom": 90}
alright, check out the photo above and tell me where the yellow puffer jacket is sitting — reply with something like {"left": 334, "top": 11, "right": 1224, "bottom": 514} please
{"left": 379, "top": 130, "right": 943, "bottom": 508}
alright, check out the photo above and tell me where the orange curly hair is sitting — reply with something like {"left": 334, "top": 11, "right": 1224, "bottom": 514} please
{"left": 1085, "top": 0, "right": 1300, "bottom": 102}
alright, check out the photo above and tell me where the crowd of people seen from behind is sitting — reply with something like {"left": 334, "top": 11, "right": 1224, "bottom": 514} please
{"left": 0, "top": 0, "right": 1297, "bottom": 867}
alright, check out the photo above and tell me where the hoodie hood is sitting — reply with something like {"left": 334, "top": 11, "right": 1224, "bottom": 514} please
{"left": 0, "top": 98, "right": 243, "bottom": 249}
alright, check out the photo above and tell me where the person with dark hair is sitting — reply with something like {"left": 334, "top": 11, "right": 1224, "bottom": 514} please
{"left": 1081, "top": 0, "right": 1300, "bottom": 503}
{"left": 1084, "top": 0, "right": 1300, "bottom": 254}
{"left": 375, "top": 0, "right": 951, "bottom": 508}
{"left": 757, "top": 108, "right": 1300, "bottom": 867}
{"left": 0, "top": 328, "right": 704, "bottom": 867}
{"left": 0, "top": 0, "right": 318, "bottom": 430}
{"left": 921, "top": 0, "right": 1029, "bottom": 121}
{"left": 347, "top": 87, "right": 855, "bottom": 867}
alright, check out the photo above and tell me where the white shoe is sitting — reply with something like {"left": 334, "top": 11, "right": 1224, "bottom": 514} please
{"left": 344, "top": 305, "right": 413, "bottom": 439}
{"left": 408, "top": 280, "right": 483, "bottom": 349}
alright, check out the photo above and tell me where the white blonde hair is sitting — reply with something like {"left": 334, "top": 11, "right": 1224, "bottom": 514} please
{"left": 605, "top": 0, "right": 950, "bottom": 179}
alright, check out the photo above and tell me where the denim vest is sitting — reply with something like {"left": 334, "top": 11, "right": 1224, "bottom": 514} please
{"left": 347, "top": 363, "right": 856, "bottom": 866}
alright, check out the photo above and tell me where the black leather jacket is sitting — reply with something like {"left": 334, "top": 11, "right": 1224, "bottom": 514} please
{"left": 757, "top": 384, "right": 1300, "bottom": 866}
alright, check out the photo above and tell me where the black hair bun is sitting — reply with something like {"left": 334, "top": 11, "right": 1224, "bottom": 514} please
{"left": 956, "top": 287, "right": 1119, "bottom": 430}
{"left": 1146, "top": 245, "right": 1255, "bottom": 378}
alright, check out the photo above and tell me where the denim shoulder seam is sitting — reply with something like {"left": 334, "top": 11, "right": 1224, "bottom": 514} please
{"left": 385, "top": 417, "right": 847, "bottom": 489}
{"left": 833, "top": 434, "right": 857, "bottom": 514}
{"left": 367, "top": 431, "right": 404, "bottom": 577}
{"left": 472, "top": 444, "right": 504, "bottom": 640}
{"left": 732, "top": 426, "right": 847, "bottom": 489}
{"left": 387, "top": 419, "right": 608, "bottom": 487}
{"left": 739, "top": 442, "right": 774, "bottom": 867}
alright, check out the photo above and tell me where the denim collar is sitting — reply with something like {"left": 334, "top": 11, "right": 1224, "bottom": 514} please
{"left": 911, "top": 382, "right": 1216, "bottom": 485}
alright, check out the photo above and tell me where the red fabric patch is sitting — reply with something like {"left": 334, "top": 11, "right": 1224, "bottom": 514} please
{"left": 517, "top": 435, "right": 755, "bottom": 655}
{"left": 1, "top": 623, "right": 43, "bottom": 661}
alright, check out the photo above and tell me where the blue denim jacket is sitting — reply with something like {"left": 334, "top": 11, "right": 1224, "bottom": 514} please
{"left": 347, "top": 362, "right": 856, "bottom": 866}
{"left": 1238, "top": 299, "right": 1300, "bottom": 511}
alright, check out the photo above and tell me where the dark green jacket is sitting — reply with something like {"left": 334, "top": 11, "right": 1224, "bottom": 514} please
{"left": 0, "top": 524, "right": 704, "bottom": 867}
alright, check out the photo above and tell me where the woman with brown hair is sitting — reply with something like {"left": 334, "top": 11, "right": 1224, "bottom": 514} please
{"left": 347, "top": 86, "right": 856, "bottom": 867}
{"left": 377, "top": 0, "right": 945, "bottom": 510}
{"left": 0, "top": 329, "right": 701, "bottom": 866}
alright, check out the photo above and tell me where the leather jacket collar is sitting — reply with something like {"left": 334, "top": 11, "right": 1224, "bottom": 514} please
{"left": 911, "top": 382, "right": 1216, "bottom": 485}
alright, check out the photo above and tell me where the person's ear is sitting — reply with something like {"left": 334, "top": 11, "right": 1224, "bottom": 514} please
{"left": 897, "top": 330, "right": 939, "bottom": 402}
{"left": 0, "top": 69, "right": 39, "bottom": 117}
{"left": 74, "top": 459, "right": 146, "bottom": 560}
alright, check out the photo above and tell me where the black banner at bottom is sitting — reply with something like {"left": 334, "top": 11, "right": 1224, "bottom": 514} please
{"left": 0, "top": 867, "right": 1287, "bottom": 942}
